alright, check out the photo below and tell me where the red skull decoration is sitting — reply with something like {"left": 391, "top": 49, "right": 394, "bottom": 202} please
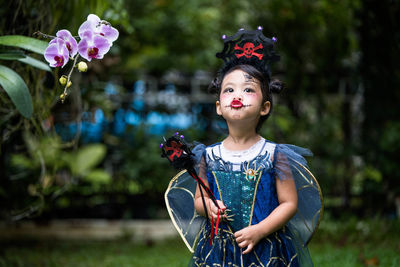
{"left": 234, "top": 42, "right": 264, "bottom": 60}
{"left": 164, "top": 140, "right": 183, "bottom": 161}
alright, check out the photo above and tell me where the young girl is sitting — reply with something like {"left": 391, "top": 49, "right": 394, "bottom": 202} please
{"left": 165, "top": 28, "right": 322, "bottom": 267}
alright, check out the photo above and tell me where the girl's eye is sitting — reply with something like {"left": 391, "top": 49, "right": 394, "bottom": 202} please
{"left": 244, "top": 88, "right": 255, "bottom": 93}
{"left": 223, "top": 88, "right": 234, "bottom": 93}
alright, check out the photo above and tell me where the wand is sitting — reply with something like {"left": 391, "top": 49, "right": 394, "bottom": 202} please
{"left": 161, "top": 133, "right": 223, "bottom": 241}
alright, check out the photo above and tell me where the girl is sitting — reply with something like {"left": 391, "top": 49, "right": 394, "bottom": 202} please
{"left": 164, "top": 28, "right": 322, "bottom": 267}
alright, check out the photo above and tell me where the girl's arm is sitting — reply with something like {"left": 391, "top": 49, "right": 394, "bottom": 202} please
{"left": 234, "top": 175, "right": 298, "bottom": 254}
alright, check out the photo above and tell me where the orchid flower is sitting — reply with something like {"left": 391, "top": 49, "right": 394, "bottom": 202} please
{"left": 49, "top": 29, "right": 78, "bottom": 57}
{"left": 40, "top": 13, "right": 119, "bottom": 102}
{"left": 44, "top": 38, "right": 69, "bottom": 68}
{"left": 77, "top": 30, "right": 111, "bottom": 61}
{"left": 78, "top": 14, "right": 119, "bottom": 44}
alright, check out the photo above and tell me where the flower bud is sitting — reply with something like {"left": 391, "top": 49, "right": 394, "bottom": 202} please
{"left": 77, "top": 61, "right": 88, "bottom": 72}
{"left": 59, "top": 75, "right": 67, "bottom": 85}
{"left": 60, "top": 92, "right": 68, "bottom": 103}
{"left": 66, "top": 81, "right": 72, "bottom": 88}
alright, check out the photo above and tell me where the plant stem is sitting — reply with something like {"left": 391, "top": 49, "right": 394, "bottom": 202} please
{"left": 61, "top": 54, "right": 80, "bottom": 103}
{"left": 33, "top": 31, "right": 56, "bottom": 39}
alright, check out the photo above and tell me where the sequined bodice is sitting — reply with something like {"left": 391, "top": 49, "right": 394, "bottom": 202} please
{"left": 205, "top": 140, "right": 276, "bottom": 232}
{"left": 212, "top": 169, "right": 260, "bottom": 230}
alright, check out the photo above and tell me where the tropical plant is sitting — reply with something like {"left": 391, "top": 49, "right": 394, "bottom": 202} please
{"left": 0, "top": 35, "right": 49, "bottom": 118}
{"left": 8, "top": 133, "right": 110, "bottom": 220}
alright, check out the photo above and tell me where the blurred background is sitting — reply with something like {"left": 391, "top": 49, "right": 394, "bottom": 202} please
{"left": 0, "top": 0, "right": 399, "bottom": 266}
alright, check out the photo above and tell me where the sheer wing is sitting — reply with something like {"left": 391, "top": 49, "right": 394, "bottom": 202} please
{"left": 275, "top": 144, "right": 323, "bottom": 246}
{"left": 165, "top": 170, "right": 206, "bottom": 252}
{"left": 288, "top": 158, "right": 323, "bottom": 245}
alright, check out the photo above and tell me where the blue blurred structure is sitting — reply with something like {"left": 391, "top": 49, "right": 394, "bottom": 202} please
{"left": 55, "top": 108, "right": 108, "bottom": 143}
{"left": 55, "top": 80, "right": 196, "bottom": 143}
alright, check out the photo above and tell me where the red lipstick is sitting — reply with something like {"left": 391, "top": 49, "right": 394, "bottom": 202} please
{"left": 230, "top": 100, "right": 243, "bottom": 108}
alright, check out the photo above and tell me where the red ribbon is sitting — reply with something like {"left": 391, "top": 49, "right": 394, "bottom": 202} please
{"left": 210, "top": 217, "right": 214, "bottom": 245}
{"left": 215, "top": 212, "right": 220, "bottom": 235}
{"left": 209, "top": 210, "right": 221, "bottom": 245}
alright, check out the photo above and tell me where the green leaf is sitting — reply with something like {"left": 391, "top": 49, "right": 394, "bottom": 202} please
{"left": 0, "top": 65, "right": 33, "bottom": 118}
{"left": 84, "top": 169, "right": 111, "bottom": 185}
{"left": 0, "top": 50, "right": 26, "bottom": 60}
{"left": 70, "top": 144, "right": 107, "bottom": 176}
{"left": 17, "top": 56, "right": 51, "bottom": 72}
{"left": 0, "top": 35, "right": 48, "bottom": 55}
{"left": 364, "top": 166, "right": 382, "bottom": 183}
{"left": 11, "top": 154, "right": 34, "bottom": 169}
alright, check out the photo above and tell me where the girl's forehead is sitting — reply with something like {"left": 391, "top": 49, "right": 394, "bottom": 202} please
{"left": 222, "top": 69, "right": 259, "bottom": 86}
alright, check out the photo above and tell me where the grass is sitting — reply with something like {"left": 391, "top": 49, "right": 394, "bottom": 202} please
{"left": 309, "top": 241, "right": 400, "bottom": 267}
{"left": 310, "top": 216, "right": 400, "bottom": 267}
{"left": 1, "top": 218, "right": 399, "bottom": 267}
{"left": 0, "top": 238, "right": 191, "bottom": 267}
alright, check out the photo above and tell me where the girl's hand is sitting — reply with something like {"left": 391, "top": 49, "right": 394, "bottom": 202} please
{"left": 234, "top": 225, "right": 262, "bottom": 254}
{"left": 207, "top": 199, "right": 226, "bottom": 221}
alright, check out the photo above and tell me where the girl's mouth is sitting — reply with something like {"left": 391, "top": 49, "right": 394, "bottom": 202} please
{"left": 230, "top": 100, "right": 243, "bottom": 108}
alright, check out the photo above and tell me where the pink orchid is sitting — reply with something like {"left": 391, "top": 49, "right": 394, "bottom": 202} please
{"left": 77, "top": 30, "right": 111, "bottom": 61}
{"left": 78, "top": 14, "right": 119, "bottom": 44}
{"left": 44, "top": 38, "right": 69, "bottom": 68}
{"left": 44, "top": 14, "right": 118, "bottom": 68}
{"left": 49, "top": 30, "right": 78, "bottom": 57}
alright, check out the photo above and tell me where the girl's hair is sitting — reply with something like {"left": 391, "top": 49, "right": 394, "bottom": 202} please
{"left": 208, "top": 64, "right": 283, "bottom": 132}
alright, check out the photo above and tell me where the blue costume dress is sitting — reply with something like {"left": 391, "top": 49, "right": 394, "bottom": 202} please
{"left": 165, "top": 138, "right": 322, "bottom": 267}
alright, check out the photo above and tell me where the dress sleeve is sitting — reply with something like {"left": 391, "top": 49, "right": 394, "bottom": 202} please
{"left": 164, "top": 143, "right": 207, "bottom": 253}
{"left": 274, "top": 144, "right": 323, "bottom": 246}
{"left": 192, "top": 143, "right": 206, "bottom": 167}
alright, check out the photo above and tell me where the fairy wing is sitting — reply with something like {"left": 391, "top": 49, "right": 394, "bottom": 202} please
{"left": 275, "top": 144, "right": 323, "bottom": 246}
{"left": 289, "top": 158, "right": 323, "bottom": 245}
{"left": 164, "top": 169, "right": 206, "bottom": 253}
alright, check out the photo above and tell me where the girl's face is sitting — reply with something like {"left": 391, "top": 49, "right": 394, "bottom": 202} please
{"left": 216, "top": 69, "right": 270, "bottom": 125}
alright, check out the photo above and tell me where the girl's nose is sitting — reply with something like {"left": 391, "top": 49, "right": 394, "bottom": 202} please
{"left": 234, "top": 96, "right": 242, "bottom": 101}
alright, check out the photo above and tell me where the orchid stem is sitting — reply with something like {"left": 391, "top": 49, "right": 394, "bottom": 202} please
{"left": 33, "top": 31, "right": 56, "bottom": 39}
{"left": 61, "top": 54, "right": 80, "bottom": 103}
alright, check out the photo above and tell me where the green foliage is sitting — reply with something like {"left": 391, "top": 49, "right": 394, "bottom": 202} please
{"left": 0, "top": 0, "right": 399, "bottom": 220}
{"left": 111, "top": 126, "right": 176, "bottom": 195}
{"left": 0, "top": 36, "right": 50, "bottom": 72}
{"left": 0, "top": 239, "right": 191, "bottom": 267}
{"left": 0, "top": 35, "right": 48, "bottom": 54}
{"left": 17, "top": 56, "right": 50, "bottom": 72}
{"left": 0, "top": 50, "right": 25, "bottom": 60}
{"left": 7, "top": 134, "right": 109, "bottom": 218}
{"left": 315, "top": 215, "right": 400, "bottom": 244}
{"left": 247, "top": 0, "right": 360, "bottom": 93}
{"left": 68, "top": 144, "right": 107, "bottom": 176}
{"left": 0, "top": 65, "right": 33, "bottom": 118}
{"left": 0, "top": 35, "right": 50, "bottom": 118}
{"left": 85, "top": 170, "right": 111, "bottom": 185}
{"left": 114, "top": 0, "right": 250, "bottom": 78}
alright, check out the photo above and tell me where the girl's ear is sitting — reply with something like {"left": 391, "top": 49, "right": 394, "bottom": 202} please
{"left": 260, "top": 101, "right": 271, "bottom": 116}
{"left": 216, "top": 100, "right": 222, "bottom": 115}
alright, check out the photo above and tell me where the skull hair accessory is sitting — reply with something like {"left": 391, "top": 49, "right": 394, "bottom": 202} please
{"left": 216, "top": 27, "right": 280, "bottom": 82}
